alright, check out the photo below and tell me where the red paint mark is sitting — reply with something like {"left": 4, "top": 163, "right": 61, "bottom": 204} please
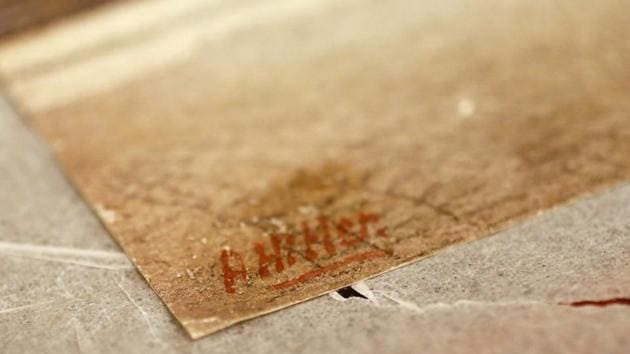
{"left": 337, "top": 217, "right": 360, "bottom": 247}
{"left": 286, "top": 233, "right": 297, "bottom": 266}
{"left": 220, "top": 249, "right": 248, "bottom": 294}
{"left": 359, "top": 212, "right": 387, "bottom": 238}
{"left": 302, "top": 221, "right": 319, "bottom": 261}
{"left": 255, "top": 234, "right": 285, "bottom": 277}
{"left": 568, "top": 298, "right": 630, "bottom": 307}
{"left": 219, "top": 211, "right": 389, "bottom": 295}
{"left": 270, "top": 250, "right": 386, "bottom": 290}
{"left": 318, "top": 216, "right": 336, "bottom": 256}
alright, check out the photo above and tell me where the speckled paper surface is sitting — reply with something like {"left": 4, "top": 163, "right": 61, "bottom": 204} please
{"left": 1, "top": 96, "right": 630, "bottom": 353}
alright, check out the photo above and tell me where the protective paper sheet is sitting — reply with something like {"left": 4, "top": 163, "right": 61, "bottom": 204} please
{"left": 1, "top": 0, "right": 630, "bottom": 338}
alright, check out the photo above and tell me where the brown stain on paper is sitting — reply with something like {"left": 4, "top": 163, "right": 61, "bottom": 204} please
{"left": 0, "top": 0, "right": 115, "bottom": 38}
{"left": 568, "top": 298, "right": 630, "bottom": 308}
{"left": 2, "top": 0, "right": 630, "bottom": 339}
{"left": 239, "top": 161, "right": 370, "bottom": 220}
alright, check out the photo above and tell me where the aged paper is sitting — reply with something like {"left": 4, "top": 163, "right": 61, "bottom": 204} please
{"left": 1, "top": 0, "right": 630, "bottom": 338}
{"left": 0, "top": 0, "right": 112, "bottom": 37}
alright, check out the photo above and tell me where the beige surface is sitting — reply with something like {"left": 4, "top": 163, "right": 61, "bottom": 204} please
{"left": 0, "top": 0, "right": 113, "bottom": 37}
{"left": 1, "top": 97, "right": 629, "bottom": 353}
{"left": 2, "top": 0, "right": 630, "bottom": 338}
